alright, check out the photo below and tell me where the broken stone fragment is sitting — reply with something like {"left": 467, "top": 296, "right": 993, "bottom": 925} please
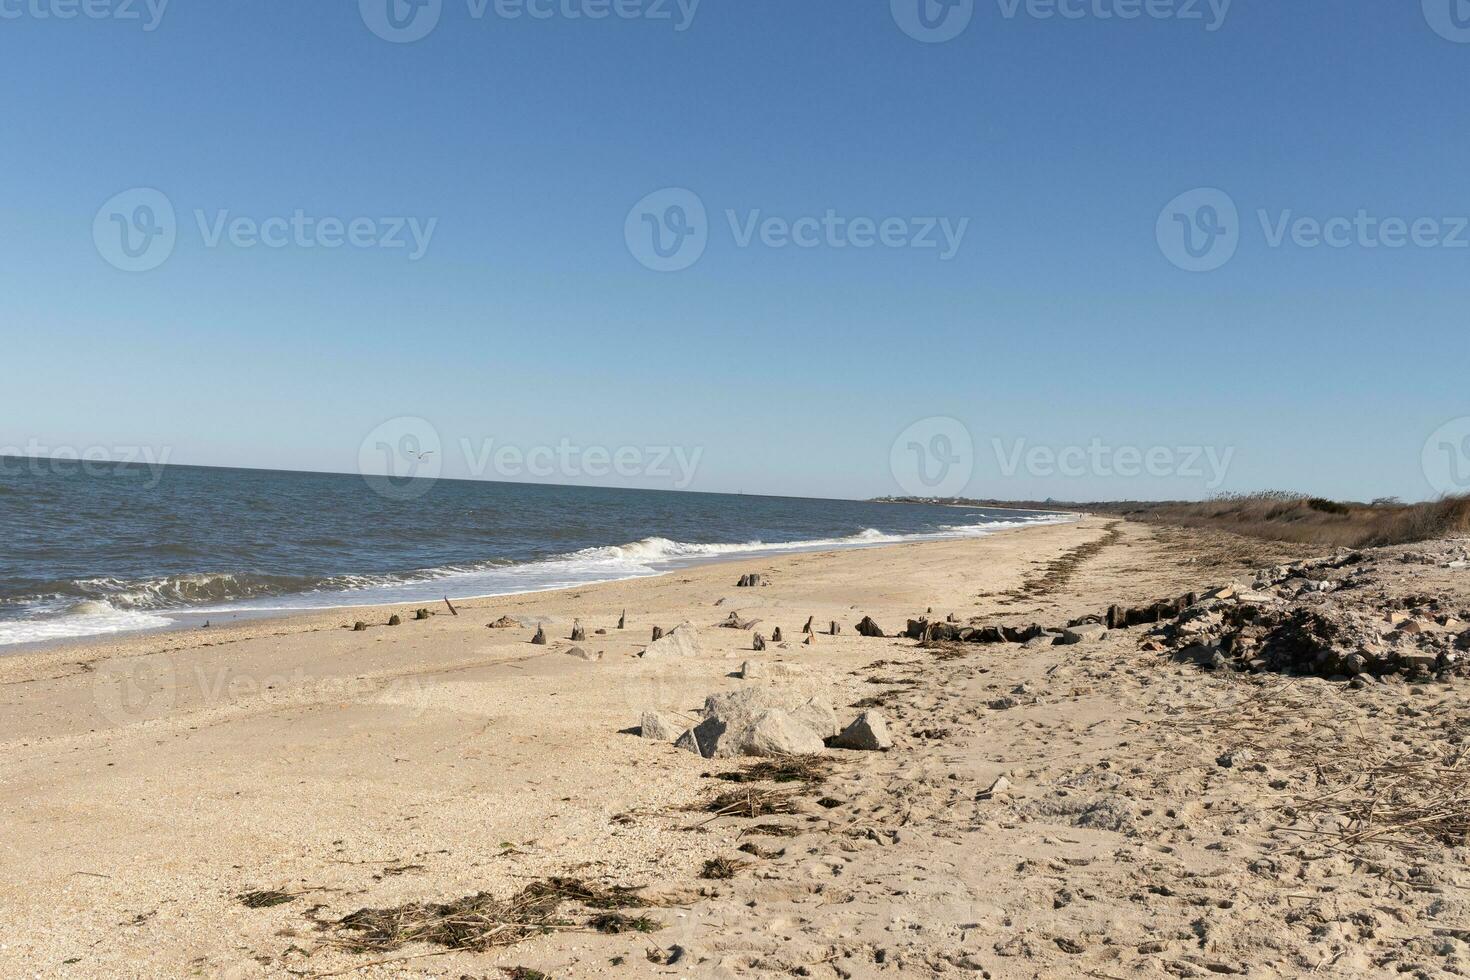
{"left": 831, "top": 710, "right": 892, "bottom": 751}
{"left": 673, "top": 727, "right": 706, "bottom": 756}
{"left": 640, "top": 711, "right": 686, "bottom": 742}
{"left": 1060, "top": 623, "right": 1108, "bottom": 645}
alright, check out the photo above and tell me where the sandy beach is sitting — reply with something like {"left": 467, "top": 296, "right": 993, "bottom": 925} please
{"left": 5, "top": 516, "right": 1470, "bottom": 978}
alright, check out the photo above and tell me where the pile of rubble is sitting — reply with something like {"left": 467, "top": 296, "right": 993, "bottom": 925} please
{"left": 1148, "top": 548, "right": 1470, "bottom": 684}
{"left": 904, "top": 617, "right": 1110, "bottom": 648}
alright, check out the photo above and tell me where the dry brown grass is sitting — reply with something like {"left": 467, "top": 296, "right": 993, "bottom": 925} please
{"left": 1122, "top": 493, "right": 1470, "bottom": 549}
{"left": 909, "top": 493, "right": 1470, "bottom": 549}
{"left": 701, "top": 787, "right": 799, "bottom": 818}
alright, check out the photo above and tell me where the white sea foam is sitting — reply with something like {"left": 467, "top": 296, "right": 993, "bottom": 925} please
{"left": 0, "top": 513, "right": 1073, "bottom": 646}
{"left": 0, "top": 600, "right": 174, "bottom": 646}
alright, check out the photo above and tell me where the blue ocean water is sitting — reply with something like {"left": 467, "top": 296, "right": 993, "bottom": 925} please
{"left": 0, "top": 459, "right": 1065, "bottom": 646}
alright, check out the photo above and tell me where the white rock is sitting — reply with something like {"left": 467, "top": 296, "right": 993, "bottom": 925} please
{"left": 981, "top": 775, "right": 1012, "bottom": 798}
{"left": 641, "top": 622, "right": 704, "bottom": 660}
{"left": 725, "top": 709, "right": 826, "bottom": 757}
{"left": 791, "top": 697, "right": 840, "bottom": 739}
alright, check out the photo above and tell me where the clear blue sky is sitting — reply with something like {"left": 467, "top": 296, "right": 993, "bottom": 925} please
{"left": 3, "top": 1, "right": 1467, "bottom": 502}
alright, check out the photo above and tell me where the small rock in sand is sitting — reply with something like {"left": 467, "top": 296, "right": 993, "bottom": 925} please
{"left": 831, "top": 710, "right": 892, "bottom": 751}
{"left": 979, "top": 775, "right": 1012, "bottom": 799}
{"left": 564, "top": 646, "right": 601, "bottom": 662}
{"left": 488, "top": 616, "right": 521, "bottom": 629}
{"left": 1060, "top": 624, "right": 1108, "bottom": 645}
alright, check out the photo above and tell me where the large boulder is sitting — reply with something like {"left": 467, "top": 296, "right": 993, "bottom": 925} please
{"left": 725, "top": 709, "right": 826, "bottom": 757}
{"left": 790, "top": 697, "right": 840, "bottom": 739}
{"left": 641, "top": 622, "right": 704, "bottom": 660}
{"left": 831, "top": 710, "right": 892, "bottom": 751}
{"left": 702, "top": 687, "right": 783, "bottom": 724}
{"left": 681, "top": 688, "right": 835, "bottom": 758}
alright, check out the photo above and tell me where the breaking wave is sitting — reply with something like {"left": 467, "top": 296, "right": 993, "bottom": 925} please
{"left": 0, "top": 514, "right": 1071, "bottom": 647}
